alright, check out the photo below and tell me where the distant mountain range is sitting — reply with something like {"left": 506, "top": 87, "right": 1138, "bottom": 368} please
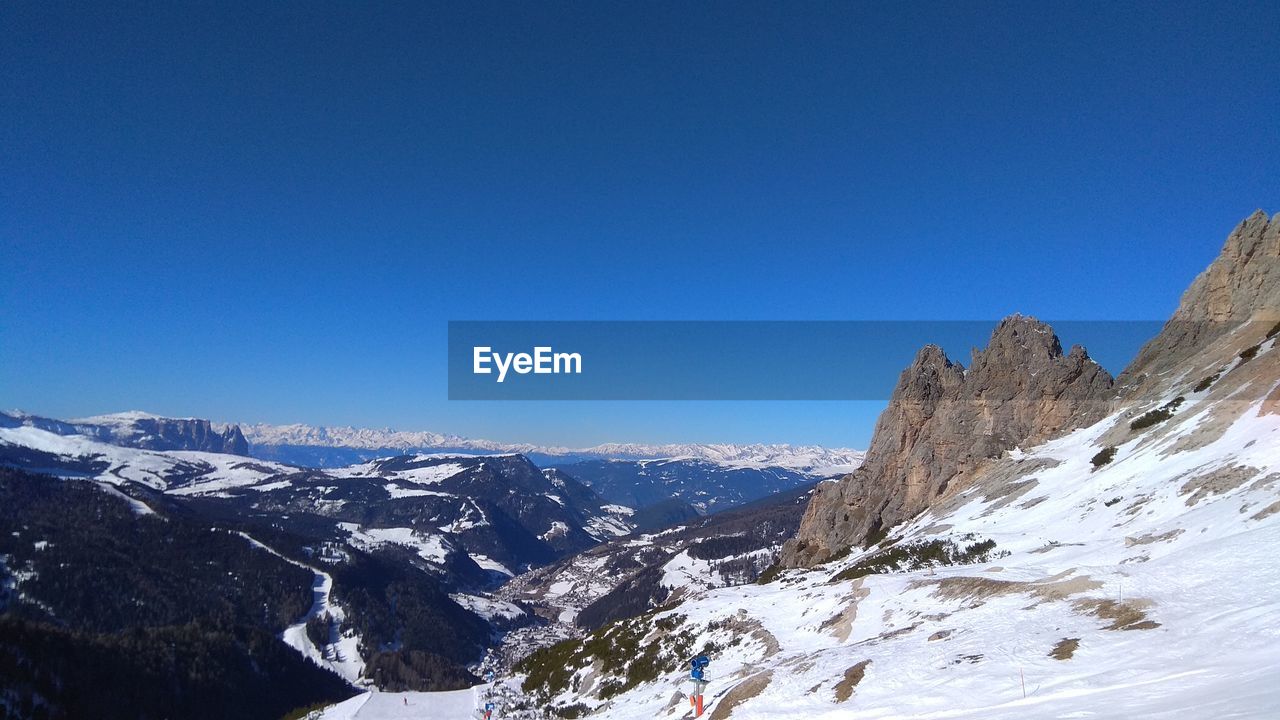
{"left": 2, "top": 410, "right": 863, "bottom": 516}
{"left": 228, "top": 420, "right": 865, "bottom": 474}
{"left": 548, "top": 457, "right": 818, "bottom": 514}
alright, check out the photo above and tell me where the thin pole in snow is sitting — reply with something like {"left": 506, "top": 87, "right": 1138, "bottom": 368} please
{"left": 1020, "top": 667, "right": 1026, "bottom": 699}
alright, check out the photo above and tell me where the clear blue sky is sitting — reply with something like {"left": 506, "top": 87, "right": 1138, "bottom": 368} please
{"left": 2, "top": 1, "right": 1277, "bottom": 448}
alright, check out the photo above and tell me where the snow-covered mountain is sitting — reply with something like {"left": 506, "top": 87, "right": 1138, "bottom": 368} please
{"left": 3, "top": 409, "right": 249, "bottom": 455}
{"left": 0, "top": 424, "right": 633, "bottom": 572}
{"left": 556, "top": 443, "right": 863, "bottom": 474}
{"left": 0, "top": 421, "right": 289, "bottom": 492}
{"left": 233, "top": 422, "right": 533, "bottom": 455}
{"left": 3, "top": 409, "right": 861, "bottom": 516}
{"left": 231, "top": 422, "right": 861, "bottom": 514}
{"left": 518, "top": 384, "right": 1280, "bottom": 718}
{"left": 499, "top": 482, "right": 816, "bottom": 629}
{"left": 0, "top": 422, "right": 636, "bottom": 701}
{"left": 501, "top": 211, "right": 1280, "bottom": 719}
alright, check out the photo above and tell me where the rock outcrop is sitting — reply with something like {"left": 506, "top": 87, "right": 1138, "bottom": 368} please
{"left": 782, "top": 210, "right": 1280, "bottom": 569}
{"left": 1121, "top": 210, "right": 1280, "bottom": 389}
{"left": 780, "top": 316, "right": 1114, "bottom": 567}
{"left": 106, "top": 416, "right": 250, "bottom": 455}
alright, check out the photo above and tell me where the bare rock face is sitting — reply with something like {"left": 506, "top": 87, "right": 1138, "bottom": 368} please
{"left": 1122, "top": 210, "right": 1280, "bottom": 389}
{"left": 781, "top": 211, "right": 1280, "bottom": 570}
{"left": 780, "top": 316, "right": 1114, "bottom": 567}
{"left": 117, "top": 417, "right": 250, "bottom": 455}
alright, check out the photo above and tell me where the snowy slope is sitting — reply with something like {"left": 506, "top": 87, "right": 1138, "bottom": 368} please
{"left": 0, "top": 424, "right": 289, "bottom": 491}
{"left": 307, "top": 688, "right": 480, "bottom": 719}
{"left": 511, "top": 335, "right": 1280, "bottom": 718}
{"left": 307, "top": 678, "right": 548, "bottom": 720}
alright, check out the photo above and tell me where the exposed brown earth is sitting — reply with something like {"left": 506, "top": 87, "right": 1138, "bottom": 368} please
{"left": 708, "top": 671, "right": 772, "bottom": 719}
{"left": 833, "top": 660, "right": 871, "bottom": 702}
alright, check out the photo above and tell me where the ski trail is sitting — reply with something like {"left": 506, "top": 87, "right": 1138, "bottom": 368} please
{"left": 231, "top": 530, "right": 367, "bottom": 685}
{"left": 310, "top": 689, "right": 481, "bottom": 718}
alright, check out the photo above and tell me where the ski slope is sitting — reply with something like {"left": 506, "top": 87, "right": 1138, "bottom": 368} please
{"left": 233, "top": 531, "right": 367, "bottom": 684}
{"left": 310, "top": 688, "right": 481, "bottom": 719}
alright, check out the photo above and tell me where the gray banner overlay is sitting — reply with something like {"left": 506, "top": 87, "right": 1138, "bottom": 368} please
{"left": 447, "top": 321, "right": 1179, "bottom": 400}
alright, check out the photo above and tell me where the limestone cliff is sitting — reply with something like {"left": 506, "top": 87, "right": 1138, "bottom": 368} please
{"left": 780, "top": 316, "right": 1113, "bottom": 567}
{"left": 1121, "top": 210, "right": 1280, "bottom": 393}
{"left": 782, "top": 210, "right": 1280, "bottom": 568}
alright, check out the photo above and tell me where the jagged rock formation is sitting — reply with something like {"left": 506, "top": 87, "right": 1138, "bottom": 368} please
{"left": 782, "top": 210, "right": 1280, "bottom": 569}
{"left": 108, "top": 415, "right": 250, "bottom": 455}
{"left": 1121, "top": 210, "right": 1280, "bottom": 391}
{"left": 780, "top": 316, "right": 1114, "bottom": 567}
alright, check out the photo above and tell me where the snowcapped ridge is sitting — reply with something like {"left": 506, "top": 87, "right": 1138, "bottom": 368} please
{"left": 7, "top": 410, "right": 863, "bottom": 476}
{"left": 233, "top": 423, "right": 864, "bottom": 474}
{"left": 231, "top": 422, "right": 531, "bottom": 453}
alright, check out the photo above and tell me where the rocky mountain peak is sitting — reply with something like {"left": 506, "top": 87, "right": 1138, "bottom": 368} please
{"left": 1172, "top": 210, "right": 1278, "bottom": 323}
{"left": 1121, "top": 210, "right": 1280, "bottom": 388}
{"left": 780, "top": 315, "right": 1113, "bottom": 568}
{"left": 782, "top": 213, "right": 1280, "bottom": 570}
{"left": 972, "top": 314, "right": 1062, "bottom": 364}
{"left": 913, "top": 343, "right": 953, "bottom": 368}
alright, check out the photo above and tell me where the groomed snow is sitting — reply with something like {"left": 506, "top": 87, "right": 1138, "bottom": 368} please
{"left": 308, "top": 688, "right": 482, "bottom": 719}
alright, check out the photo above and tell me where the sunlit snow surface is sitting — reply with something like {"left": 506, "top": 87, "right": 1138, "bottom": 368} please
{"left": 311, "top": 688, "right": 481, "bottom": 719}
{"left": 340, "top": 523, "right": 452, "bottom": 564}
{"left": 0, "top": 425, "right": 290, "bottom": 492}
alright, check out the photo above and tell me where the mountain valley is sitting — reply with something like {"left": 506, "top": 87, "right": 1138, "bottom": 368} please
{"left": 3, "top": 213, "right": 1279, "bottom": 719}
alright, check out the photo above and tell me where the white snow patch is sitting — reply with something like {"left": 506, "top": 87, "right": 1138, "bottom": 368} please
{"left": 449, "top": 593, "right": 525, "bottom": 622}
{"left": 469, "top": 554, "right": 513, "bottom": 576}
{"left": 339, "top": 523, "right": 451, "bottom": 564}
